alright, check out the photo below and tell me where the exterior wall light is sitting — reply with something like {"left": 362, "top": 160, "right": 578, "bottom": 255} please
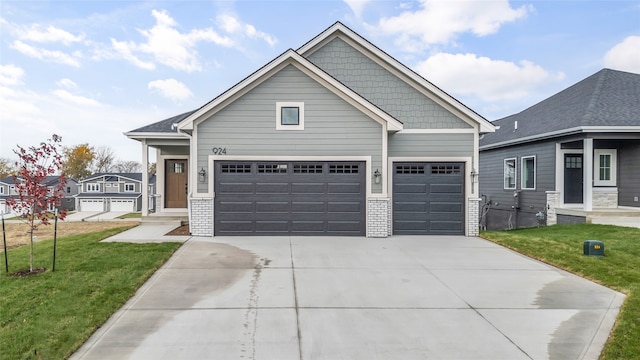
{"left": 471, "top": 168, "right": 478, "bottom": 186}
{"left": 374, "top": 169, "right": 381, "bottom": 184}
{"left": 198, "top": 167, "right": 206, "bottom": 183}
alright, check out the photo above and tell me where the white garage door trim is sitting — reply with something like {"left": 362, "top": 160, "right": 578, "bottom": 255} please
{"left": 80, "top": 199, "right": 104, "bottom": 212}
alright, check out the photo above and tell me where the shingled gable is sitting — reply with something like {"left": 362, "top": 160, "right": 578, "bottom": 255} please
{"left": 125, "top": 110, "right": 195, "bottom": 139}
{"left": 298, "top": 22, "right": 495, "bottom": 134}
{"left": 175, "top": 48, "right": 404, "bottom": 133}
{"left": 480, "top": 68, "right": 640, "bottom": 150}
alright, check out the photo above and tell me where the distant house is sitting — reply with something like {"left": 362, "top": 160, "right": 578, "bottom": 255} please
{"left": 125, "top": 22, "right": 495, "bottom": 237}
{"left": 479, "top": 69, "right": 640, "bottom": 230}
{"left": 0, "top": 175, "right": 78, "bottom": 216}
{"left": 75, "top": 173, "right": 156, "bottom": 213}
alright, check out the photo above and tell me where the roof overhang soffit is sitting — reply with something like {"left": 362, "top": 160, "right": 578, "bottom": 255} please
{"left": 177, "top": 49, "right": 403, "bottom": 132}
{"left": 298, "top": 23, "right": 494, "bottom": 134}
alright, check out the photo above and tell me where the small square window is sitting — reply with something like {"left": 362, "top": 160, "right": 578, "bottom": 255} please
{"left": 124, "top": 183, "right": 135, "bottom": 192}
{"left": 281, "top": 107, "right": 299, "bottom": 125}
{"left": 276, "top": 102, "right": 304, "bottom": 130}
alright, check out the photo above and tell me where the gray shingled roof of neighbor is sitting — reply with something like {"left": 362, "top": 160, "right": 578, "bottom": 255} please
{"left": 128, "top": 110, "right": 196, "bottom": 133}
{"left": 480, "top": 68, "right": 640, "bottom": 149}
{"left": 82, "top": 173, "right": 142, "bottom": 182}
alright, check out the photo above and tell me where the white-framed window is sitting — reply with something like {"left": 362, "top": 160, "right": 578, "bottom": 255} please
{"left": 503, "top": 158, "right": 516, "bottom": 189}
{"left": 0, "top": 187, "right": 4, "bottom": 195}
{"left": 124, "top": 183, "right": 135, "bottom": 192}
{"left": 87, "top": 183, "right": 100, "bottom": 192}
{"left": 594, "top": 149, "right": 617, "bottom": 186}
{"left": 276, "top": 102, "right": 304, "bottom": 130}
{"left": 521, "top": 156, "right": 536, "bottom": 190}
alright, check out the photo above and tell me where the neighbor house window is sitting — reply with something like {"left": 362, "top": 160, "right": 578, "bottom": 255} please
{"left": 503, "top": 158, "right": 516, "bottom": 189}
{"left": 87, "top": 183, "right": 100, "bottom": 192}
{"left": 594, "top": 149, "right": 617, "bottom": 186}
{"left": 521, "top": 156, "right": 536, "bottom": 190}
{"left": 0, "top": 187, "right": 4, "bottom": 195}
{"left": 124, "top": 183, "right": 135, "bottom": 192}
{"left": 276, "top": 102, "right": 304, "bottom": 130}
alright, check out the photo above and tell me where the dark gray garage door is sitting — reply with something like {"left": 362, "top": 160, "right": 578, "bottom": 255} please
{"left": 393, "top": 162, "right": 465, "bottom": 235}
{"left": 214, "top": 161, "right": 366, "bottom": 236}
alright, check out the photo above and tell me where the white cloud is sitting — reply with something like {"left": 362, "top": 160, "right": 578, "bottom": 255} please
{"left": 109, "top": 39, "right": 156, "bottom": 70}
{"left": 415, "top": 53, "right": 564, "bottom": 101}
{"left": 376, "top": 0, "right": 531, "bottom": 51}
{"left": 11, "top": 40, "right": 81, "bottom": 67}
{"left": 217, "top": 14, "right": 277, "bottom": 46}
{"left": 18, "top": 24, "right": 84, "bottom": 45}
{"left": 56, "top": 78, "right": 77, "bottom": 89}
{"left": 344, "top": 0, "right": 371, "bottom": 17}
{"left": 0, "top": 64, "right": 25, "bottom": 85}
{"left": 110, "top": 9, "right": 235, "bottom": 72}
{"left": 148, "top": 79, "right": 193, "bottom": 100}
{"left": 52, "top": 89, "right": 101, "bottom": 106}
{"left": 604, "top": 36, "right": 640, "bottom": 74}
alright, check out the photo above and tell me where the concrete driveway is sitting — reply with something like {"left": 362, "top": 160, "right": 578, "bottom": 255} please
{"left": 71, "top": 235, "right": 624, "bottom": 360}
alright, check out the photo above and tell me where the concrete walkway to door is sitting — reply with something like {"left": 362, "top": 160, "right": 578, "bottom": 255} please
{"left": 71, "top": 235, "right": 624, "bottom": 360}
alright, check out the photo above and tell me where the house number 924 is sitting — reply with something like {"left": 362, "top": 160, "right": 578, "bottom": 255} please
{"left": 212, "top": 147, "right": 227, "bottom": 155}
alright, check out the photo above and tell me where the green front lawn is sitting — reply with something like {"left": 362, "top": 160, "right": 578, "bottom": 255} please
{"left": 116, "top": 212, "right": 142, "bottom": 219}
{"left": 0, "top": 226, "right": 182, "bottom": 360}
{"left": 481, "top": 224, "right": 640, "bottom": 360}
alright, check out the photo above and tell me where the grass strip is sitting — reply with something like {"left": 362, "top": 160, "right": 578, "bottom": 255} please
{"left": 481, "top": 224, "right": 640, "bottom": 360}
{"left": 0, "top": 226, "right": 182, "bottom": 360}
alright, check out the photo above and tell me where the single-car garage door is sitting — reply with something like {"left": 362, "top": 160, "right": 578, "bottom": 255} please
{"left": 393, "top": 162, "right": 465, "bottom": 235}
{"left": 80, "top": 199, "right": 104, "bottom": 212}
{"left": 110, "top": 199, "right": 135, "bottom": 212}
{"left": 214, "top": 161, "right": 366, "bottom": 236}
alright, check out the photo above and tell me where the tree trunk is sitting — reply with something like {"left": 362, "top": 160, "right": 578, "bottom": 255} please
{"left": 29, "top": 227, "right": 34, "bottom": 272}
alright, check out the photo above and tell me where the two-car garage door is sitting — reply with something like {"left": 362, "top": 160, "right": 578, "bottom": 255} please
{"left": 214, "top": 160, "right": 465, "bottom": 236}
{"left": 214, "top": 161, "right": 366, "bottom": 236}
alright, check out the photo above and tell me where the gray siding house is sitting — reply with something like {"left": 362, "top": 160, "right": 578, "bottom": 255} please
{"left": 0, "top": 176, "right": 78, "bottom": 215}
{"left": 75, "top": 173, "right": 155, "bottom": 212}
{"left": 126, "top": 22, "right": 494, "bottom": 237}
{"left": 479, "top": 69, "right": 640, "bottom": 230}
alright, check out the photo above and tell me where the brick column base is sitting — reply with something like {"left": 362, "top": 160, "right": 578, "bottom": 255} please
{"left": 190, "top": 198, "right": 213, "bottom": 236}
{"left": 468, "top": 198, "right": 481, "bottom": 237}
{"left": 367, "top": 198, "right": 391, "bottom": 238}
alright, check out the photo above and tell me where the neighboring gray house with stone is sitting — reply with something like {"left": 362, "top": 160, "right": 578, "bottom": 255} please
{"left": 479, "top": 69, "right": 640, "bottom": 230}
{"left": 126, "top": 22, "right": 494, "bottom": 237}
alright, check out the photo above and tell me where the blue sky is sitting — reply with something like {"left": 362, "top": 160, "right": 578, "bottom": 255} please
{"left": 1, "top": 0, "right": 639, "bottom": 163}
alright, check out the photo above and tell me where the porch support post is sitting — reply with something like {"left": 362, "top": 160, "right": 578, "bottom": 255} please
{"left": 141, "top": 140, "right": 149, "bottom": 217}
{"left": 583, "top": 138, "right": 593, "bottom": 211}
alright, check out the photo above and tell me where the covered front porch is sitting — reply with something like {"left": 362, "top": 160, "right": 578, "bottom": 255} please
{"left": 547, "top": 135, "right": 640, "bottom": 227}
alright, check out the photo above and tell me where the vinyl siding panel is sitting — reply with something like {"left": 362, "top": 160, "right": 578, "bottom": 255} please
{"left": 306, "top": 37, "right": 471, "bottom": 130}
{"left": 196, "top": 65, "right": 383, "bottom": 194}
{"left": 618, "top": 141, "right": 640, "bottom": 207}
{"left": 388, "top": 133, "right": 474, "bottom": 158}
{"left": 479, "top": 141, "right": 556, "bottom": 230}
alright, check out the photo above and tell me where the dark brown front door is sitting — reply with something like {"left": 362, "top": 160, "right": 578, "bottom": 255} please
{"left": 165, "top": 159, "right": 188, "bottom": 208}
{"left": 564, "top": 154, "right": 583, "bottom": 204}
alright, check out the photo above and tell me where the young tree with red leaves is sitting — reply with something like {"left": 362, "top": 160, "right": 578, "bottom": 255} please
{"left": 7, "top": 134, "right": 68, "bottom": 272}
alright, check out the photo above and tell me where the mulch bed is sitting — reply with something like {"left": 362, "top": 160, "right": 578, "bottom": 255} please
{"left": 10, "top": 267, "right": 47, "bottom": 277}
{"left": 165, "top": 224, "right": 190, "bottom": 236}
